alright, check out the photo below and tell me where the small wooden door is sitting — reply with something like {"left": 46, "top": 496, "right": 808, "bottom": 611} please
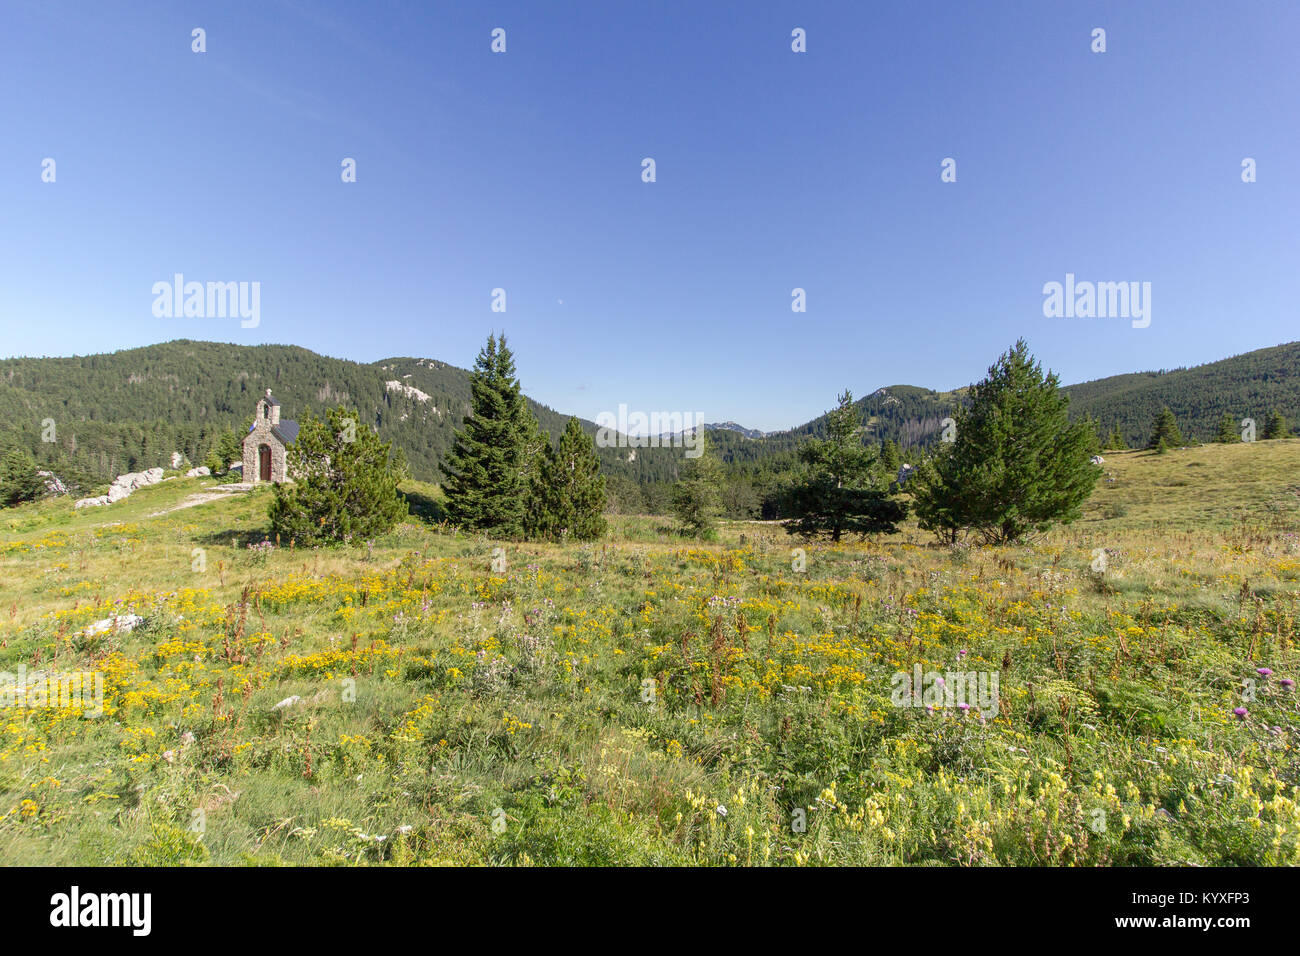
{"left": 259, "top": 444, "right": 272, "bottom": 481}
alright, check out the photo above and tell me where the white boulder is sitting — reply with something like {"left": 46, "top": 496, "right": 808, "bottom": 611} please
{"left": 81, "top": 613, "right": 143, "bottom": 638}
{"left": 186, "top": 466, "right": 211, "bottom": 477}
{"left": 36, "top": 471, "right": 68, "bottom": 496}
{"left": 1090, "top": 455, "right": 1105, "bottom": 465}
{"left": 74, "top": 466, "right": 167, "bottom": 507}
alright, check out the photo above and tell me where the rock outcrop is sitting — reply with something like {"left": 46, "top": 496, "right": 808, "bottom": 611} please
{"left": 36, "top": 470, "right": 67, "bottom": 496}
{"left": 74, "top": 467, "right": 165, "bottom": 508}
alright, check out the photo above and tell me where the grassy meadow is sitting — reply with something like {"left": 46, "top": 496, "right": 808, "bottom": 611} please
{"left": 2, "top": 440, "right": 1299, "bottom": 866}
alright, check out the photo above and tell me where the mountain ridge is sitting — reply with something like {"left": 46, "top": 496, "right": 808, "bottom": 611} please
{"left": 2, "top": 339, "right": 1297, "bottom": 489}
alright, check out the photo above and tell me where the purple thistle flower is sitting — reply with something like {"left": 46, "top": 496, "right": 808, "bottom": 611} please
{"left": 1233, "top": 707, "right": 1248, "bottom": 720}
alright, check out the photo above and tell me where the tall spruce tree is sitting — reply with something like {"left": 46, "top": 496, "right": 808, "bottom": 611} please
{"left": 0, "top": 447, "right": 45, "bottom": 508}
{"left": 443, "top": 334, "right": 529, "bottom": 537}
{"left": 204, "top": 428, "right": 242, "bottom": 475}
{"left": 1215, "top": 413, "right": 1238, "bottom": 443}
{"left": 1104, "top": 425, "right": 1127, "bottom": 450}
{"left": 880, "top": 438, "right": 901, "bottom": 477}
{"left": 527, "top": 417, "right": 607, "bottom": 541}
{"left": 908, "top": 340, "right": 1099, "bottom": 545}
{"left": 267, "top": 406, "right": 407, "bottom": 545}
{"left": 672, "top": 431, "right": 725, "bottom": 537}
{"left": 1263, "top": 408, "right": 1289, "bottom": 440}
{"left": 1148, "top": 407, "right": 1183, "bottom": 449}
{"left": 784, "top": 390, "right": 906, "bottom": 541}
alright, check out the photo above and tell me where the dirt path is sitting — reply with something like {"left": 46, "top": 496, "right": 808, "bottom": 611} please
{"left": 146, "top": 492, "right": 232, "bottom": 517}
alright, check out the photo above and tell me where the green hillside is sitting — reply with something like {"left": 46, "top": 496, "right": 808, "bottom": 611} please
{"left": 1061, "top": 341, "right": 1300, "bottom": 447}
{"left": 0, "top": 340, "right": 685, "bottom": 491}
{"left": 2, "top": 339, "right": 1297, "bottom": 499}
{"left": 784, "top": 343, "right": 1300, "bottom": 453}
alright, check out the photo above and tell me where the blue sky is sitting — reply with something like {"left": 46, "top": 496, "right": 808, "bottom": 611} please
{"left": 2, "top": 0, "right": 1297, "bottom": 431}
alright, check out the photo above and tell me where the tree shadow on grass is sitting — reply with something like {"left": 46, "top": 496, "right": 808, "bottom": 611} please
{"left": 402, "top": 486, "right": 446, "bottom": 524}
{"left": 193, "top": 528, "right": 274, "bottom": 549}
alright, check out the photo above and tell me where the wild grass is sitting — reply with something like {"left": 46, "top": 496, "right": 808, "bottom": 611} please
{"left": 1, "top": 442, "right": 1298, "bottom": 865}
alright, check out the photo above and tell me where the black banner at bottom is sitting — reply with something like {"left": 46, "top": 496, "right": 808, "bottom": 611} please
{"left": 0, "top": 864, "right": 1282, "bottom": 943}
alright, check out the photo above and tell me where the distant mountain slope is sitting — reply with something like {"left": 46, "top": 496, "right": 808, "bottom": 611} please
{"left": 702, "top": 422, "right": 766, "bottom": 439}
{"left": 782, "top": 344, "right": 1300, "bottom": 452}
{"left": 1060, "top": 341, "right": 1300, "bottom": 447}
{"left": 0, "top": 340, "right": 646, "bottom": 486}
{"left": 2, "top": 339, "right": 1296, "bottom": 490}
{"left": 777, "top": 384, "right": 965, "bottom": 451}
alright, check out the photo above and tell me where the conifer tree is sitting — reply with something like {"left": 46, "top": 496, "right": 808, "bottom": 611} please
{"left": 908, "top": 340, "right": 1099, "bottom": 544}
{"left": 1263, "top": 408, "right": 1289, "bottom": 440}
{"left": 268, "top": 406, "right": 407, "bottom": 545}
{"left": 1215, "top": 413, "right": 1238, "bottom": 443}
{"left": 443, "top": 335, "right": 528, "bottom": 536}
{"left": 784, "top": 390, "right": 906, "bottom": 541}
{"left": 880, "top": 438, "right": 901, "bottom": 477}
{"left": 528, "top": 417, "right": 607, "bottom": 541}
{"left": 0, "top": 447, "right": 45, "bottom": 508}
{"left": 672, "top": 431, "right": 724, "bottom": 537}
{"left": 1104, "top": 425, "right": 1127, "bottom": 450}
{"left": 1148, "top": 407, "right": 1183, "bottom": 449}
{"left": 204, "top": 428, "right": 243, "bottom": 475}
{"left": 516, "top": 407, "right": 548, "bottom": 493}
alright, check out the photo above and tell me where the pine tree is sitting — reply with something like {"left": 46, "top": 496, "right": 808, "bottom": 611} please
{"left": 1148, "top": 407, "right": 1183, "bottom": 449}
{"left": 880, "top": 438, "right": 901, "bottom": 477}
{"left": 442, "top": 335, "right": 528, "bottom": 537}
{"left": 1104, "top": 425, "right": 1127, "bottom": 450}
{"left": 268, "top": 406, "right": 407, "bottom": 545}
{"left": 204, "top": 428, "right": 243, "bottom": 474}
{"left": 0, "top": 447, "right": 45, "bottom": 508}
{"left": 1082, "top": 414, "right": 1103, "bottom": 451}
{"left": 528, "top": 417, "right": 607, "bottom": 541}
{"left": 672, "top": 431, "right": 724, "bottom": 537}
{"left": 908, "top": 340, "right": 1099, "bottom": 545}
{"left": 784, "top": 390, "right": 906, "bottom": 541}
{"left": 1264, "top": 408, "right": 1289, "bottom": 440}
{"left": 516, "top": 408, "right": 548, "bottom": 494}
{"left": 1215, "top": 413, "right": 1238, "bottom": 443}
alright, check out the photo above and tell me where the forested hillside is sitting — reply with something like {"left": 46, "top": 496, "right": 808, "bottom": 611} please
{"left": 0, "top": 341, "right": 625, "bottom": 490}
{"left": 2, "top": 338, "right": 1296, "bottom": 502}
{"left": 1061, "top": 341, "right": 1300, "bottom": 447}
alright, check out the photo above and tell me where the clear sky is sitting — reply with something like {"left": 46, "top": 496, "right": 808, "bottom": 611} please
{"left": 2, "top": 0, "right": 1297, "bottom": 432}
